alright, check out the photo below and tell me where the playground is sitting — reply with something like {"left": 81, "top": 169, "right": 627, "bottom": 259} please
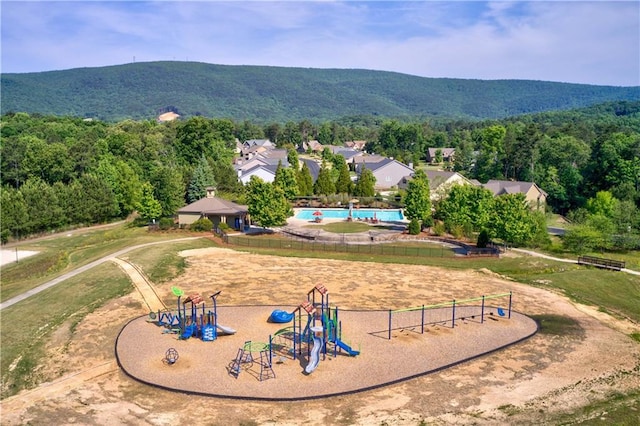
{"left": 3, "top": 246, "right": 638, "bottom": 425}
{"left": 116, "top": 281, "right": 537, "bottom": 399}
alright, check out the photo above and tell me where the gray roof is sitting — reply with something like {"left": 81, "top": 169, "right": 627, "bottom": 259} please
{"left": 483, "top": 180, "right": 547, "bottom": 196}
{"left": 301, "top": 158, "right": 320, "bottom": 182}
{"left": 178, "top": 196, "right": 247, "bottom": 215}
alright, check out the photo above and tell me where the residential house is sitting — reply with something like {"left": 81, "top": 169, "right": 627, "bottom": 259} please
{"left": 398, "top": 170, "right": 473, "bottom": 201}
{"left": 344, "top": 140, "right": 367, "bottom": 151}
{"left": 299, "top": 140, "right": 324, "bottom": 153}
{"left": 357, "top": 158, "right": 414, "bottom": 190}
{"left": 177, "top": 187, "right": 248, "bottom": 230}
{"left": 482, "top": 180, "right": 547, "bottom": 210}
{"left": 235, "top": 149, "right": 290, "bottom": 185}
{"left": 426, "top": 147, "right": 456, "bottom": 164}
{"left": 238, "top": 164, "right": 279, "bottom": 185}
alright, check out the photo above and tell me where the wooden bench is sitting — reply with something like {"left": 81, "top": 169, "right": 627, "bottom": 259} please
{"left": 577, "top": 255, "right": 625, "bottom": 271}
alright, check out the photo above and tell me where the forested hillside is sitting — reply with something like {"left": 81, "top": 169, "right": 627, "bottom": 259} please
{"left": 2, "top": 61, "right": 639, "bottom": 122}
{"left": 2, "top": 100, "right": 639, "bottom": 251}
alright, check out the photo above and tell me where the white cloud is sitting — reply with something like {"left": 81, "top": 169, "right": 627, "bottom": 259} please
{"left": 1, "top": 1, "right": 638, "bottom": 86}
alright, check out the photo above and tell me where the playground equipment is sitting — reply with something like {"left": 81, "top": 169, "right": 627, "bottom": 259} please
{"left": 385, "top": 292, "right": 513, "bottom": 339}
{"left": 151, "top": 287, "right": 236, "bottom": 341}
{"left": 229, "top": 341, "right": 275, "bottom": 381}
{"left": 164, "top": 348, "right": 179, "bottom": 365}
{"left": 269, "top": 309, "right": 295, "bottom": 323}
{"left": 305, "top": 326, "right": 324, "bottom": 373}
{"left": 271, "top": 284, "right": 359, "bottom": 375}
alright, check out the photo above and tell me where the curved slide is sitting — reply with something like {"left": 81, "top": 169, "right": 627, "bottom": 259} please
{"left": 216, "top": 324, "right": 236, "bottom": 335}
{"left": 305, "top": 334, "right": 323, "bottom": 374}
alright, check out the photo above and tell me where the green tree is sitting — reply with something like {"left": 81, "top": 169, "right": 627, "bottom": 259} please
{"left": 535, "top": 135, "right": 590, "bottom": 213}
{"left": 69, "top": 174, "right": 118, "bottom": 224}
{"left": 212, "top": 160, "right": 242, "bottom": 195}
{"left": 490, "top": 193, "right": 537, "bottom": 246}
{"left": 585, "top": 191, "right": 618, "bottom": 218}
{"left": 563, "top": 224, "right": 608, "bottom": 254}
{"left": 403, "top": 169, "right": 432, "bottom": 228}
{"left": 287, "top": 149, "right": 300, "bottom": 172}
{"left": 354, "top": 166, "right": 376, "bottom": 198}
{"left": 19, "top": 177, "right": 65, "bottom": 233}
{"left": 187, "top": 155, "right": 216, "bottom": 203}
{"left": 435, "top": 184, "right": 494, "bottom": 233}
{"left": 245, "top": 176, "right": 290, "bottom": 228}
{"left": 175, "top": 117, "right": 234, "bottom": 165}
{"left": 152, "top": 166, "right": 185, "bottom": 216}
{"left": 114, "top": 160, "right": 143, "bottom": 216}
{"left": 474, "top": 125, "right": 506, "bottom": 183}
{"left": 297, "top": 162, "right": 314, "bottom": 196}
{"left": 314, "top": 162, "right": 335, "bottom": 196}
{"left": 281, "top": 121, "right": 302, "bottom": 147}
{"left": 274, "top": 161, "right": 299, "bottom": 201}
{"left": 0, "top": 186, "right": 29, "bottom": 239}
{"left": 137, "top": 182, "right": 163, "bottom": 223}
{"left": 335, "top": 158, "right": 353, "bottom": 195}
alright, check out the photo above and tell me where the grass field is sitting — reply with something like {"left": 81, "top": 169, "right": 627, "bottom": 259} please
{"left": 1, "top": 222, "right": 638, "bottom": 422}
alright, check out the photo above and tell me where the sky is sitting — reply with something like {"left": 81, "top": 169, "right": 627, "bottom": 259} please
{"left": 1, "top": 1, "right": 639, "bottom": 86}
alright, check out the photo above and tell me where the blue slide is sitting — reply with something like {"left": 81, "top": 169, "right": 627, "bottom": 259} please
{"left": 269, "top": 309, "right": 295, "bottom": 323}
{"left": 335, "top": 338, "right": 360, "bottom": 356}
{"left": 305, "top": 335, "right": 322, "bottom": 374}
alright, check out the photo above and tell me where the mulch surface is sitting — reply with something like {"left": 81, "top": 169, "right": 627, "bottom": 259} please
{"left": 115, "top": 304, "right": 537, "bottom": 400}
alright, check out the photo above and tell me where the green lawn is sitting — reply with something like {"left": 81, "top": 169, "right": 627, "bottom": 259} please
{"left": 1, "top": 223, "right": 638, "bottom": 419}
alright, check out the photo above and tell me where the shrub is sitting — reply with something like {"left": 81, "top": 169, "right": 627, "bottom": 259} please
{"left": 477, "top": 229, "right": 490, "bottom": 248}
{"left": 190, "top": 218, "right": 213, "bottom": 232}
{"left": 158, "top": 217, "right": 175, "bottom": 230}
{"left": 449, "top": 224, "right": 464, "bottom": 239}
{"left": 217, "top": 222, "right": 230, "bottom": 232}
{"left": 408, "top": 218, "right": 421, "bottom": 235}
{"left": 432, "top": 222, "right": 446, "bottom": 236}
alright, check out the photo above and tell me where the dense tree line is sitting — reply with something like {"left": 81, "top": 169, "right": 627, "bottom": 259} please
{"left": 4, "top": 62, "right": 639, "bottom": 122}
{"left": 1, "top": 101, "right": 639, "bottom": 250}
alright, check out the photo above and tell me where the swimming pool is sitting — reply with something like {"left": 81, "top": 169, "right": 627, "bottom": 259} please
{"left": 295, "top": 208, "right": 405, "bottom": 221}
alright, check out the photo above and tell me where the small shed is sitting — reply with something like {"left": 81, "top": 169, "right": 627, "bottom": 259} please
{"left": 177, "top": 187, "right": 249, "bottom": 230}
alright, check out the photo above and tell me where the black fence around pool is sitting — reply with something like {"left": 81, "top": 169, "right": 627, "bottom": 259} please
{"left": 221, "top": 233, "right": 456, "bottom": 257}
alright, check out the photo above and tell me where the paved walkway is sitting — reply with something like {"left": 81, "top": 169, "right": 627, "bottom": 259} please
{"left": 511, "top": 248, "right": 640, "bottom": 276}
{"left": 0, "top": 237, "right": 201, "bottom": 311}
{"left": 110, "top": 258, "right": 167, "bottom": 312}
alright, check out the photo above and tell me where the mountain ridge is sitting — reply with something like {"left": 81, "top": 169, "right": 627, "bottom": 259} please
{"left": 2, "top": 61, "right": 639, "bottom": 122}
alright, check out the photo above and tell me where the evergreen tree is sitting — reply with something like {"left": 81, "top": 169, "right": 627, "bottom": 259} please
{"left": 354, "top": 166, "right": 376, "bottom": 197}
{"left": 19, "top": 177, "right": 65, "bottom": 233}
{"left": 297, "top": 162, "right": 314, "bottom": 196}
{"left": 287, "top": 149, "right": 300, "bottom": 171}
{"left": 335, "top": 159, "right": 353, "bottom": 195}
{"left": 404, "top": 169, "right": 432, "bottom": 227}
{"left": 212, "top": 160, "right": 242, "bottom": 194}
{"left": 314, "top": 162, "right": 335, "bottom": 195}
{"left": 187, "top": 155, "right": 216, "bottom": 203}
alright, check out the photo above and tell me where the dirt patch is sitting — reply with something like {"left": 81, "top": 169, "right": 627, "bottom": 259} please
{"left": 2, "top": 248, "right": 638, "bottom": 425}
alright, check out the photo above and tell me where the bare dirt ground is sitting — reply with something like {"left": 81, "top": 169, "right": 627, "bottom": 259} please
{"left": 2, "top": 247, "right": 639, "bottom": 425}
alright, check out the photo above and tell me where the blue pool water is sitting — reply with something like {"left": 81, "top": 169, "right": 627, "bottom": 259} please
{"left": 295, "top": 208, "right": 404, "bottom": 221}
